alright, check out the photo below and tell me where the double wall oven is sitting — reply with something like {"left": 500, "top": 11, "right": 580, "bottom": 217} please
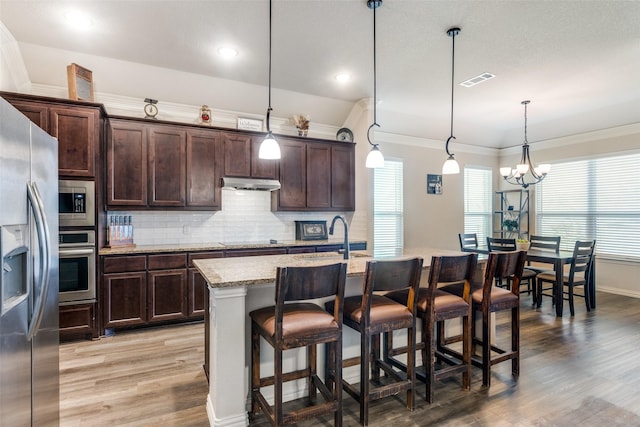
{"left": 58, "top": 179, "right": 97, "bottom": 305}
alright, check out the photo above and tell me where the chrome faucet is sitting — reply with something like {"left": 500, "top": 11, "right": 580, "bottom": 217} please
{"left": 329, "top": 215, "right": 350, "bottom": 260}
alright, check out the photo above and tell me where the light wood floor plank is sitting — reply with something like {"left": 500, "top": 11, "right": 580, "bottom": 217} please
{"left": 60, "top": 292, "right": 640, "bottom": 426}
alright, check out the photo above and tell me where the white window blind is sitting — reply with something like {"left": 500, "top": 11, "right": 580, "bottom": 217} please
{"left": 463, "top": 167, "right": 492, "bottom": 245}
{"left": 536, "top": 152, "right": 640, "bottom": 261}
{"left": 374, "top": 160, "right": 403, "bottom": 257}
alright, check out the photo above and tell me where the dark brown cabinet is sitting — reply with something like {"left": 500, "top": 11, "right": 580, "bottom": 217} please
{"left": 107, "top": 120, "right": 148, "bottom": 207}
{"left": 2, "top": 94, "right": 101, "bottom": 178}
{"left": 59, "top": 303, "right": 98, "bottom": 341}
{"left": 187, "top": 130, "right": 222, "bottom": 208}
{"left": 222, "top": 132, "right": 277, "bottom": 179}
{"left": 107, "top": 118, "right": 222, "bottom": 210}
{"left": 148, "top": 269, "right": 188, "bottom": 323}
{"left": 148, "top": 125, "right": 186, "bottom": 207}
{"left": 102, "top": 255, "right": 148, "bottom": 329}
{"left": 275, "top": 139, "right": 355, "bottom": 211}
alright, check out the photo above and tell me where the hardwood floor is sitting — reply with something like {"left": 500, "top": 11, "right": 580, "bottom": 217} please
{"left": 59, "top": 292, "right": 640, "bottom": 426}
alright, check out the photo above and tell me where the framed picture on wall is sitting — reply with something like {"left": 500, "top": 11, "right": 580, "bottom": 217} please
{"left": 427, "top": 174, "right": 443, "bottom": 195}
{"left": 66, "top": 63, "right": 94, "bottom": 102}
{"left": 295, "top": 221, "right": 328, "bottom": 241}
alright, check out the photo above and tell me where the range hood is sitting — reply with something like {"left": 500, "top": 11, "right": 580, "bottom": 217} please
{"left": 222, "top": 177, "right": 281, "bottom": 191}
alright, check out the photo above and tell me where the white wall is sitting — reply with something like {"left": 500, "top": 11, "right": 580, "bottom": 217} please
{"left": 498, "top": 124, "right": 640, "bottom": 297}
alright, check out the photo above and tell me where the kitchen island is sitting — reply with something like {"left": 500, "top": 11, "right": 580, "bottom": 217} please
{"left": 193, "top": 247, "right": 467, "bottom": 427}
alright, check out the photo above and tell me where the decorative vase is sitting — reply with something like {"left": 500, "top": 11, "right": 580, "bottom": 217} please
{"left": 298, "top": 128, "right": 308, "bottom": 137}
{"left": 516, "top": 242, "right": 530, "bottom": 251}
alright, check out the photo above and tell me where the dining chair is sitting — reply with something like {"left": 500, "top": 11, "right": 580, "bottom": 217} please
{"left": 526, "top": 235, "right": 561, "bottom": 274}
{"left": 486, "top": 237, "right": 537, "bottom": 298}
{"left": 250, "top": 262, "right": 347, "bottom": 427}
{"left": 536, "top": 240, "right": 596, "bottom": 316}
{"left": 326, "top": 257, "right": 423, "bottom": 426}
{"left": 458, "top": 233, "right": 479, "bottom": 252}
{"left": 443, "top": 250, "right": 527, "bottom": 386}
{"left": 383, "top": 253, "right": 478, "bottom": 403}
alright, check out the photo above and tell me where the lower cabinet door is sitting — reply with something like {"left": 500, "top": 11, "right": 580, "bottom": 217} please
{"left": 103, "top": 272, "right": 147, "bottom": 328}
{"left": 148, "top": 269, "right": 188, "bottom": 323}
{"left": 188, "top": 268, "right": 206, "bottom": 318}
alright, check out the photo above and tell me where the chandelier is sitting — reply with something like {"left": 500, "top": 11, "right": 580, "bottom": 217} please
{"left": 499, "top": 100, "right": 550, "bottom": 188}
{"left": 442, "top": 27, "right": 461, "bottom": 175}
{"left": 365, "top": 0, "right": 384, "bottom": 168}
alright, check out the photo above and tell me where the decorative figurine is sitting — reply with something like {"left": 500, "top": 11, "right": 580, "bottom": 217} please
{"left": 199, "top": 105, "right": 212, "bottom": 125}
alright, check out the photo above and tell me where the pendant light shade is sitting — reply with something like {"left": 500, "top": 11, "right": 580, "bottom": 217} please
{"left": 258, "top": 0, "right": 280, "bottom": 160}
{"left": 365, "top": 0, "right": 384, "bottom": 169}
{"left": 442, "top": 27, "right": 461, "bottom": 175}
{"left": 500, "top": 100, "right": 550, "bottom": 188}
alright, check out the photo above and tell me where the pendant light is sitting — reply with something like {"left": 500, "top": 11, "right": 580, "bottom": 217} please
{"left": 442, "top": 27, "right": 461, "bottom": 175}
{"left": 258, "top": 0, "right": 281, "bottom": 160}
{"left": 365, "top": 0, "right": 384, "bottom": 169}
{"left": 499, "top": 100, "right": 550, "bottom": 188}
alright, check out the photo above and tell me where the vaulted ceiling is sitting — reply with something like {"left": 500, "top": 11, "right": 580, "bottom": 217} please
{"left": 1, "top": 0, "right": 639, "bottom": 148}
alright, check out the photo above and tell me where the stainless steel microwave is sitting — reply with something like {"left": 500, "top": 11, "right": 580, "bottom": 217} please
{"left": 59, "top": 180, "right": 95, "bottom": 228}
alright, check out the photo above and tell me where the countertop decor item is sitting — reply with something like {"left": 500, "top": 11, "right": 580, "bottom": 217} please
{"left": 336, "top": 127, "right": 354, "bottom": 142}
{"left": 258, "top": 0, "right": 281, "bottom": 159}
{"left": 442, "top": 28, "right": 461, "bottom": 175}
{"left": 295, "top": 220, "right": 328, "bottom": 240}
{"left": 365, "top": 0, "right": 385, "bottom": 168}
{"left": 499, "top": 100, "right": 551, "bottom": 188}
{"left": 66, "top": 62, "right": 94, "bottom": 101}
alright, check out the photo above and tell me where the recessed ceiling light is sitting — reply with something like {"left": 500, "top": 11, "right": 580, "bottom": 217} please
{"left": 218, "top": 47, "right": 238, "bottom": 59}
{"left": 459, "top": 72, "right": 495, "bottom": 88}
{"left": 64, "top": 10, "right": 93, "bottom": 30}
{"left": 335, "top": 73, "right": 351, "bottom": 83}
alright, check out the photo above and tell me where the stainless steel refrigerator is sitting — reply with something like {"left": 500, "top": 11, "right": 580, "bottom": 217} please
{"left": 0, "top": 97, "right": 60, "bottom": 426}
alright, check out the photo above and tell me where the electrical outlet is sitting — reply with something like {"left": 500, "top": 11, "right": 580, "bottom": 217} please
{"left": 183, "top": 224, "right": 190, "bottom": 235}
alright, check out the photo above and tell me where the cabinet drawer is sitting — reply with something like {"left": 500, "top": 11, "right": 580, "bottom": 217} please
{"left": 148, "top": 253, "right": 187, "bottom": 270}
{"left": 103, "top": 255, "right": 147, "bottom": 274}
{"left": 287, "top": 246, "right": 316, "bottom": 254}
{"left": 188, "top": 251, "right": 225, "bottom": 267}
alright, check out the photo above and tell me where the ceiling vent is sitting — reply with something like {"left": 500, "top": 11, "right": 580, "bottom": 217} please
{"left": 459, "top": 72, "right": 496, "bottom": 88}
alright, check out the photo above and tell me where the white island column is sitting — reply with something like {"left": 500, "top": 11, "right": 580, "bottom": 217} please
{"left": 206, "top": 286, "right": 249, "bottom": 427}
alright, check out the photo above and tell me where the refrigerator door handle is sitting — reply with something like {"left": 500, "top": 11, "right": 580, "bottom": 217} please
{"left": 26, "top": 182, "right": 51, "bottom": 340}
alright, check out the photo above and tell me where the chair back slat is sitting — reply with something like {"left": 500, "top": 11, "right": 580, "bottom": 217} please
{"left": 483, "top": 250, "right": 527, "bottom": 297}
{"left": 487, "top": 237, "right": 516, "bottom": 252}
{"left": 458, "top": 233, "right": 478, "bottom": 251}
{"left": 529, "top": 235, "right": 561, "bottom": 253}
{"left": 570, "top": 240, "right": 596, "bottom": 278}
{"left": 429, "top": 253, "right": 478, "bottom": 285}
{"left": 276, "top": 263, "right": 347, "bottom": 302}
{"left": 364, "top": 258, "right": 424, "bottom": 293}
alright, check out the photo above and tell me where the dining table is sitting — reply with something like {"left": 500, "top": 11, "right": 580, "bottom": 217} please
{"left": 462, "top": 246, "right": 596, "bottom": 317}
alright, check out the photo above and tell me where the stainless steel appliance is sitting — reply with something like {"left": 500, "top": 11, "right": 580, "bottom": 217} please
{"left": 59, "top": 230, "right": 96, "bottom": 304}
{"left": 59, "top": 179, "right": 95, "bottom": 227}
{"left": 0, "top": 97, "right": 60, "bottom": 426}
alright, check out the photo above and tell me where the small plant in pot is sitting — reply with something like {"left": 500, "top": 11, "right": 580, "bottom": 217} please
{"left": 502, "top": 219, "right": 519, "bottom": 231}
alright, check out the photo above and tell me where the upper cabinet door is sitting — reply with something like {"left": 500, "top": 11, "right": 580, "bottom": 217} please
{"left": 107, "top": 120, "right": 148, "bottom": 207}
{"left": 148, "top": 125, "right": 186, "bottom": 207}
{"left": 5, "top": 100, "right": 48, "bottom": 129}
{"left": 306, "top": 144, "right": 331, "bottom": 209}
{"left": 186, "top": 129, "right": 221, "bottom": 208}
{"left": 250, "top": 138, "right": 278, "bottom": 179}
{"left": 222, "top": 133, "right": 251, "bottom": 177}
{"left": 49, "top": 106, "right": 99, "bottom": 178}
{"left": 331, "top": 144, "right": 355, "bottom": 210}
{"left": 277, "top": 139, "right": 307, "bottom": 209}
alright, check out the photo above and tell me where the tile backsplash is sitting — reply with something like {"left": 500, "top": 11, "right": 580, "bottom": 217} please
{"left": 109, "top": 190, "right": 366, "bottom": 245}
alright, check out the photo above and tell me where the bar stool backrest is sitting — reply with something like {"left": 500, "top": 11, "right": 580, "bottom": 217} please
{"left": 487, "top": 237, "right": 516, "bottom": 252}
{"left": 458, "top": 233, "right": 478, "bottom": 251}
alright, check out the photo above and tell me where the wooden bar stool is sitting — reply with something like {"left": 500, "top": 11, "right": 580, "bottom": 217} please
{"left": 326, "top": 257, "right": 423, "bottom": 426}
{"left": 384, "top": 253, "right": 478, "bottom": 403}
{"left": 250, "top": 262, "right": 347, "bottom": 427}
{"left": 445, "top": 250, "right": 527, "bottom": 386}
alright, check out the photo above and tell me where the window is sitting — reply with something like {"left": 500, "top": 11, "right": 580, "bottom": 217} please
{"left": 374, "top": 159, "right": 403, "bottom": 257}
{"left": 463, "top": 167, "right": 492, "bottom": 244}
{"left": 536, "top": 152, "right": 640, "bottom": 261}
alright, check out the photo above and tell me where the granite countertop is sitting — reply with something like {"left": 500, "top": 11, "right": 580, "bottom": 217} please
{"left": 98, "top": 239, "right": 366, "bottom": 256}
{"left": 193, "top": 247, "right": 467, "bottom": 289}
